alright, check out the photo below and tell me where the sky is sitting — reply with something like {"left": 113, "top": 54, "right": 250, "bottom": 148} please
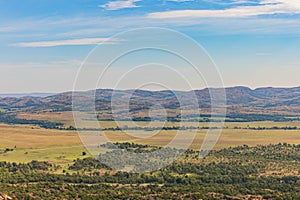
{"left": 0, "top": 0, "right": 300, "bottom": 93}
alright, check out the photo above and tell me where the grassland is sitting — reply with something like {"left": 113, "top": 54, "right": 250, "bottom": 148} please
{"left": 1, "top": 118, "right": 300, "bottom": 167}
{"left": 16, "top": 111, "right": 300, "bottom": 128}
{"left": 0, "top": 123, "right": 89, "bottom": 167}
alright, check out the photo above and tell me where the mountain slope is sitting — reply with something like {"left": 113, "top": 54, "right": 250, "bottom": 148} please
{"left": 0, "top": 87, "right": 299, "bottom": 118}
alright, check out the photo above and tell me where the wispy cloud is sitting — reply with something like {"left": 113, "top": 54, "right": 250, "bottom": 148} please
{"left": 11, "top": 37, "right": 121, "bottom": 47}
{"left": 100, "top": 0, "right": 141, "bottom": 10}
{"left": 203, "top": 0, "right": 258, "bottom": 5}
{"left": 148, "top": 0, "right": 300, "bottom": 18}
{"left": 167, "top": 0, "right": 194, "bottom": 2}
{"left": 2, "top": 0, "right": 300, "bottom": 43}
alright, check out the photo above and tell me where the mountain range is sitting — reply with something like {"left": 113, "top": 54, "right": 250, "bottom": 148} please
{"left": 0, "top": 86, "right": 299, "bottom": 121}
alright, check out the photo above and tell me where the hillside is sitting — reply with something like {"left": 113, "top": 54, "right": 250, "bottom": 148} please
{"left": 0, "top": 86, "right": 299, "bottom": 121}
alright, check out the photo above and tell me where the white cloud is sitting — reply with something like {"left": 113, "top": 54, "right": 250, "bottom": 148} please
{"left": 100, "top": 0, "right": 141, "bottom": 10}
{"left": 11, "top": 37, "right": 121, "bottom": 47}
{"left": 148, "top": 0, "right": 300, "bottom": 18}
{"left": 203, "top": 0, "right": 257, "bottom": 5}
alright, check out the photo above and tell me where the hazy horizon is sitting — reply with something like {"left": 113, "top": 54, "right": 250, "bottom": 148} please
{"left": 1, "top": 84, "right": 300, "bottom": 95}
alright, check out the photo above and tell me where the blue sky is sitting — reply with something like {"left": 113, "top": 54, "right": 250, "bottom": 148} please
{"left": 0, "top": 0, "right": 300, "bottom": 92}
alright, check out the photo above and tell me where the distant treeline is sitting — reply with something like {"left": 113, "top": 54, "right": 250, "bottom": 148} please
{"left": 76, "top": 125, "right": 299, "bottom": 132}
{"left": 235, "top": 126, "right": 299, "bottom": 130}
{"left": 0, "top": 113, "right": 63, "bottom": 129}
{"left": 98, "top": 113, "right": 300, "bottom": 122}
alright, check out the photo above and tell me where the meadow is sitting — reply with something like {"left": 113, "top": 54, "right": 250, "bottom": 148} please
{"left": 1, "top": 117, "right": 300, "bottom": 167}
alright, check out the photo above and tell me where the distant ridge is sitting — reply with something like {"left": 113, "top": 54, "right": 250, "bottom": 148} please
{"left": 0, "top": 86, "right": 299, "bottom": 119}
{"left": 0, "top": 93, "right": 55, "bottom": 98}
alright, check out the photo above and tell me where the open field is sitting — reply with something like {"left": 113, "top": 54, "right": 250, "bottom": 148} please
{"left": 1, "top": 120, "right": 300, "bottom": 166}
{"left": 16, "top": 111, "right": 300, "bottom": 128}
{"left": 0, "top": 123, "right": 88, "bottom": 166}
{"left": 103, "top": 129, "right": 300, "bottom": 150}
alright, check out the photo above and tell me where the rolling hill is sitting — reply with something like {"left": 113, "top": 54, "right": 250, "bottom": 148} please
{"left": 0, "top": 86, "right": 299, "bottom": 121}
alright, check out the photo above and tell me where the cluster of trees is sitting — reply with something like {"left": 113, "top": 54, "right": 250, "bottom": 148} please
{"left": 100, "top": 142, "right": 160, "bottom": 152}
{"left": 0, "top": 160, "right": 53, "bottom": 173}
{"left": 69, "top": 157, "right": 111, "bottom": 171}
{"left": 0, "top": 143, "right": 299, "bottom": 199}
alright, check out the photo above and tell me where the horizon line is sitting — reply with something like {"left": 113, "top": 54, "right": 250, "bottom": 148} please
{"left": 1, "top": 85, "right": 300, "bottom": 96}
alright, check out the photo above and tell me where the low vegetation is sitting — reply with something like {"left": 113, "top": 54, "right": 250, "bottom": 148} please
{"left": 0, "top": 143, "right": 299, "bottom": 199}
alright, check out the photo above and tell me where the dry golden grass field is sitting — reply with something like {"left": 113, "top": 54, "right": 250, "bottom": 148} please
{"left": 1, "top": 114, "right": 300, "bottom": 166}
